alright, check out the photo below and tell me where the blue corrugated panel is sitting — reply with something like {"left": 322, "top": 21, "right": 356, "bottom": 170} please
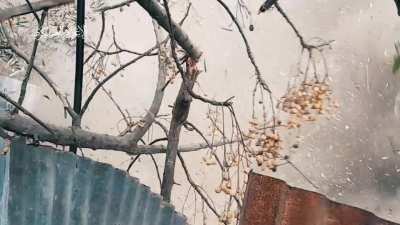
{"left": 0, "top": 138, "right": 9, "bottom": 225}
{"left": 0, "top": 139, "right": 187, "bottom": 225}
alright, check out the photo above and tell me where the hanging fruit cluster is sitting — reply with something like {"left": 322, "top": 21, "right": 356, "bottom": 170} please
{"left": 278, "top": 80, "right": 338, "bottom": 129}
{"left": 245, "top": 119, "right": 282, "bottom": 171}
{"left": 219, "top": 210, "right": 239, "bottom": 225}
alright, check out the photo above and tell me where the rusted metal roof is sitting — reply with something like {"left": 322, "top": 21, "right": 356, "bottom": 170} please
{"left": 239, "top": 171, "right": 399, "bottom": 225}
{"left": 0, "top": 139, "right": 187, "bottom": 225}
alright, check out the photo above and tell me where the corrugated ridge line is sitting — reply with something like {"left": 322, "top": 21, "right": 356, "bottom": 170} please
{"left": 100, "top": 162, "right": 117, "bottom": 225}
{"left": 9, "top": 142, "right": 28, "bottom": 225}
{"left": 104, "top": 168, "right": 125, "bottom": 225}
{"left": 22, "top": 144, "right": 34, "bottom": 225}
{"left": 87, "top": 161, "right": 113, "bottom": 224}
{"left": 63, "top": 155, "right": 75, "bottom": 225}
{"left": 36, "top": 146, "right": 55, "bottom": 225}
{"left": 119, "top": 171, "right": 134, "bottom": 225}
{"left": 0, "top": 147, "right": 6, "bottom": 225}
{"left": 130, "top": 184, "right": 151, "bottom": 225}
{"left": 51, "top": 148, "right": 75, "bottom": 225}
{"left": 119, "top": 177, "right": 140, "bottom": 224}
{"left": 158, "top": 202, "right": 175, "bottom": 225}
{"left": 28, "top": 147, "right": 40, "bottom": 223}
{"left": 144, "top": 193, "right": 163, "bottom": 225}
{"left": 1, "top": 151, "right": 9, "bottom": 225}
{"left": 0, "top": 152, "right": 9, "bottom": 225}
{"left": 6, "top": 143, "right": 20, "bottom": 225}
{"left": 70, "top": 156, "right": 93, "bottom": 225}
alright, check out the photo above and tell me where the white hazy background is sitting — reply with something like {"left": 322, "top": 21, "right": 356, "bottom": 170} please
{"left": 1, "top": 0, "right": 400, "bottom": 224}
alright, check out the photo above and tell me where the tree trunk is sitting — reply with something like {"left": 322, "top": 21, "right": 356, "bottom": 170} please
{"left": 160, "top": 59, "right": 198, "bottom": 202}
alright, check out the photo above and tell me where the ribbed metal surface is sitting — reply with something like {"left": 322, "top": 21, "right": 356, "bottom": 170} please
{"left": 0, "top": 138, "right": 8, "bottom": 225}
{"left": 239, "top": 171, "right": 399, "bottom": 225}
{"left": 0, "top": 139, "right": 187, "bottom": 225}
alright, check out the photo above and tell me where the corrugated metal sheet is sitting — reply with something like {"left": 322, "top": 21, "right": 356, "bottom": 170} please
{"left": 0, "top": 139, "right": 187, "bottom": 225}
{"left": 239, "top": 171, "right": 399, "bottom": 225}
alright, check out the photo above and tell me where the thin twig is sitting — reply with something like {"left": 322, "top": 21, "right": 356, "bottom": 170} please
{"left": 85, "top": 42, "right": 158, "bottom": 56}
{"left": 3, "top": 25, "right": 78, "bottom": 120}
{"left": 80, "top": 44, "right": 160, "bottom": 116}
{"left": 126, "top": 21, "right": 167, "bottom": 145}
{"left": 179, "top": 3, "right": 192, "bottom": 26}
{"left": 286, "top": 159, "right": 319, "bottom": 189}
{"left": 14, "top": 9, "right": 47, "bottom": 113}
{"left": 274, "top": 2, "right": 333, "bottom": 51}
{"left": 149, "top": 154, "right": 162, "bottom": 188}
{"left": 216, "top": 0, "right": 271, "bottom": 94}
{"left": 84, "top": 12, "right": 105, "bottom": 64}
{"left": 183, "top": 121, "right": 224, "bottom": 170}
{"left": 0, "top": 91, "right": 54, "bottom": 134}
{"left": 215, "top": 0, "right": 276, "bottom": 131}
{"left": 126, "top": 154, "right": 141, "bottom": 173}
{"left": 178, "top": 152, "right": 221, "bottom": 218}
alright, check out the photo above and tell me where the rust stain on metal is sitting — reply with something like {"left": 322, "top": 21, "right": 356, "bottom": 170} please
{"left": 239, "top": 171, "right": 399, "bottom": 225}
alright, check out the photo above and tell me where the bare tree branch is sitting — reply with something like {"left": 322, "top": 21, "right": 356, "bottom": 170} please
{"left": 85, "top": 25, "right": 159, "bottom": 57}
{"left": 3, "top": 29, "right": 78, "bottom": 120}
{"left": 95, "top": 0, "right": 136, "bottom": 12}
{"left": 149, "top": 154, "right": 162, "bottom": 187}
{"left": 160, "top": 0, "right": 234, "bottom": 201}
{"left": 80, "top": 44, "right": 160, "bottom": 116}
{"left": 216, "top": 0, "right": 271, "bottom": 94}
{"left": 0, "top": 112, "right": 233, "bottom": 154}
{"left": 85, "top": 42, "right": 158, "bottom": 57}
{"left": 135, "top": 0, "right": 202, "bottom": 60}
{"left": 0, "top": 92, "right": 54, "bottom": 134}
{"left": 0, "top": 0, "right": 73, "bottom": 22}
{"left": 14, "top": 10, "right": 48, "bottom": 113}
{"left": 216, "top": 0, "right": 277, "bottom": 130}
{"left": 178, "top": 152, "right": 221, "bottom": 218}
{"left": 84, "top": 12, "right": 106, "bottom": 65}
{"left": 159, "top": 0, "right": 202, "bottom": 202}
{"left": 126, "top": 154, "right": 141, "bottom": 173}
{"left": 183, "top": 121, "right": 224, "bottom": 169}
{"left": 82, "top": 4, "right": 194, "bottom": 145}
{"left": 127, "top": 21, "right": 167, "bottom": 146}
{"left": 160, "top": 58, "right": 198, "bottom": 202}
{"left": 273, "top": 2, "right": 333, "bottom": 51}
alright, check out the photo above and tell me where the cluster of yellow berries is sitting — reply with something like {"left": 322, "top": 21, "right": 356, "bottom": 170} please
{"left": 219, "top": 210, "right": 239, "bottom": 225}
{"left": 245, "top": 119, "right": 282, "bottom": 171}
{"left": 214, "top": 171, "right": 244, "bottom": 198}
{"left": 242, "top": 81, "right": 338, "bottom": 173}
{"left": 214, "top": 172, "right": 245, "bottom": 224}
{"left": 204, "top": 80, "right": 338, "bottom": 225}
{"left": 215, "top": 179, "right": 235, "bottom": 196}
{"left": 279, "top": 81, "right": 338, "bottom": 128}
